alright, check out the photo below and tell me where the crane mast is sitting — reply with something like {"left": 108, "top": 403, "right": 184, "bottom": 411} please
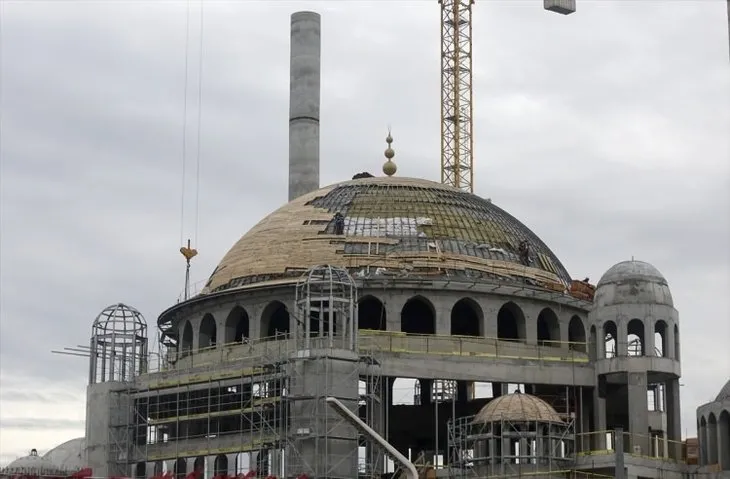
{"left": 440, "top": 0, "right": 475, "bottom": 193}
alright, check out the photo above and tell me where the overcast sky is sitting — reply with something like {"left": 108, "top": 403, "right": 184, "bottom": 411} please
{"left": 1, "top": 0, "right": 729, "bottom": 466}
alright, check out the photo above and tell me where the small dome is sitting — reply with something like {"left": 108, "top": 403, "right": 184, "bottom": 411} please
{"left": 473, "top": 392, "right": 564, "bottom": 424}
{"left": 3, "top": 449, "right": 65, "bottom": 476}
{"left": 593, "top": 260, "right": 673, "bottom": 308}
{"left": 716, "top": 379, "right": 730, "bottom": 402}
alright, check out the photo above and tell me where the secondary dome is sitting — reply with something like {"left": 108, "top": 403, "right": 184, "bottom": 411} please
{"left": 201, "top": 177, "right": 572, "bottom": 294}
{"left": 3, "top": 449, "right": 65, "bottom": 476}
{"left": 716, "top": 379, "right": 730, "bottom": 402}
{"left": 593, "top": 259, "right": 673, "bottom": 308}
{"left": 474, "top": 392, "right": 564, "bottom": 424}
{"left": 43, "top": 437, "right": 86, "bottom": 472}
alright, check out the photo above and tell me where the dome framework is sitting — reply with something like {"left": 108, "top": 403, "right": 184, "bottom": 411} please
{"left": 449, "top": 392, "right": 574, "bottom": 478}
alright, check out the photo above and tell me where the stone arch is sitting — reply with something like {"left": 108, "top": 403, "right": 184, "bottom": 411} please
{"left": 674, "top": 324, "right": 680, "bottom": 361}
{"left": 536, "top": 307, "right": 560, "bottom": 346}
{"left": 627, "top": 318, "right": 644, "bottom": 356}
{"left": 568, "top": 315, "right": 586, "bottom": 352}
{"left": 358, "top": 295, "right": 386, "bottom": 330}
{"left": 181, "top": 320, "right": 193, "bottom": 356}
{"left": 225, "top": 306, "right": 250, "bottom": 343}
{"left": 199, "top": 313, "right": 217, "bottom": 349}
{"left": 450, "top": 297, "right": 483, "bottom": 336}
{"left": 719, "top": 410, "right": 730, "bottom": 470}
{"left": 214, "top": 455, "right": 228, "bottom": 476}
{"left": 401, "top": 295, "right": 436, "bottom": 335}
{"left": 497, "top": 301, "right": 526, "bottom": 342}
{"left": 603, "top": 320, "right": 617, "bottom": 358}
{"left": 708, "top": 413, "right": 718, "bottom": 465}
{"left": 654, "top": 320, "right": 668, "bottom": 357}
{"left": 261, "top": 301, "right": 290, "bottom": 339}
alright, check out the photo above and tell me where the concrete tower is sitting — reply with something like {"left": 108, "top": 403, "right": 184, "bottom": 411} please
{"left": 288, "top": 11, "right": 321, "bottom": 202}
{"left": 589, "top": 260, "right": 682, "bottom": 459}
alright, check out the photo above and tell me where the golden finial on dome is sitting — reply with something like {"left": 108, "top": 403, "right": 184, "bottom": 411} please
{"left": 383, "top": 128, "right": 397, "bottom": 177}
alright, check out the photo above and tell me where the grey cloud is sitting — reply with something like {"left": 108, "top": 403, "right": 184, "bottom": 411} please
{"left": 0, "top": 418, "right": 85, "bottom": 431}
{"left": 0, "top": 1, "right": 727, "bottom": 457}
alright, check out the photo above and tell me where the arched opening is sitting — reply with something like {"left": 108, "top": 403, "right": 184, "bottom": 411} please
{"left": 568, "top": 316, "right": 586, "bottom": 352}
{"left": 261, "top": 301, "right": 290, "bottom": 339}
{"left": 654, "top": 320, "right": 667, "bottom": 357}
{"left": 719, "top": 410, "right": 730, "bottom": 470}
{"left": 193, "top": 456, "right": 205, "bottom": 474}
{"left": 401, "top": 296, "right": 435, "bottom": 335}
{"left": 199, "top": 314, "right": 217, "bottom": 349}
{"left": 603, "top": 321, "right": 617, "bottom": 358}
{"left": 358, "top": 296, "right": 386, "bottom": 330}
{"left": 627, "top": 319, "right": 645, "bottom": 356}
{"left": 214, "top": 455, "right": 228, "bottom": 476}
{"left": 700, "top": 416, "right": 708, "bottom": 466}
{"left": 674, "top": 324, "right": 680, "bottom": 361}
{"left": 225, "top": 306, "right": 250, "bottom": 343}
{"left": 536, "top": 308, "right": 560, "bottom": 346}
{"left": 135, "top": 462, "right": 145, "bottom": 479}
{"left": 174, "top": 458, "right": 186, "bottom": 479}
{"left": 181, "top": 321, "right": 193, "bottom": 356}
{"left": 708, "top": 413, "right": 718, "bottom": 465}
{"left": 497, "top": 302, "right": 526, "bottom": 342}
{"left": 450, "top": 298, "right": 483, "bottom": 336}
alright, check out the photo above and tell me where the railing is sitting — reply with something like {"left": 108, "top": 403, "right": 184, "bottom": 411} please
{"left": 142, "top": 331, "right": 589, "bottom": 375}
{"left": 575, "top": 430, "right": 686, "bottom": 464}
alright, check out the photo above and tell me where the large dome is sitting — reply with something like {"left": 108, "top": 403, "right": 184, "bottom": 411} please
{"left": 201, "top": 177, "right": 572, "bottom": 294}
{"left": 594, "top": 259, "right": 673, "bottom": 308}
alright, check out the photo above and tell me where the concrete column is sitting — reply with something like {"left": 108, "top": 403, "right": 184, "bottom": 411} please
{"left": 644, "top": 319, "right": 655, "bottom": 357}
{"left": 288, "top": 11, "right": 321, "bottom": 201}
{"left": 627, "top": 372, "right": 649, "bottom": 454}
{"left": 592, "top": 386, "right": 607, "bottom": 450}
{"left": 435, "top": 303, "right": 450, "bottom": 336}
{"left": 665, "top": 379, "right": 682, "bottom": 459}
{"left": 617, "top": 319, "right": 628, "bottom": 357}
{"left": 384, "top": 296, "right": 405, "bottom": 332}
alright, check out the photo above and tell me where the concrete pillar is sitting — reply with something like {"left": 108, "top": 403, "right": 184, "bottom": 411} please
{"left": 665, "top": 379, "right": 682, "bottom": 460}
{"left": 285, "top": 351, "right": 359, "bottom": 478}
{"left": 627, "top": 372, "right": 649, "bottom": 454}
{"left": 644, "top": 320, "right": 655, "bottom": 357}
{"left": 592, "top": 386, "right": 607, "bottom": 450}
{"left": 288, "top": 11, "right": 321, "bottom": 201}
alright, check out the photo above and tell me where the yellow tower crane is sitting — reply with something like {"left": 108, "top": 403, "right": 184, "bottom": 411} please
{"left": 438, "top": 0, "right": 576, "bottom": 193}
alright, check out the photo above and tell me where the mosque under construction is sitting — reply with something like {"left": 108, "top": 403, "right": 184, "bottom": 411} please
{"left": 2, "top": 7, "right": 730, "bottom": 479}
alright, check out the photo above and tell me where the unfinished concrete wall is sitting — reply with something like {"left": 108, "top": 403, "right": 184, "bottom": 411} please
{"left": 85, "top": 382, "right": 134, "bottom": 477}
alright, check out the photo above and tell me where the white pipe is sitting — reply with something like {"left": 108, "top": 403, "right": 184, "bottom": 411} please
{"left": 325, "top": 396, "right": 418, "bottom": 479}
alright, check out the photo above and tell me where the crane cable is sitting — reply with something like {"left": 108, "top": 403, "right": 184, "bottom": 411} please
{"left": 179, "top": 0, "right": 204, "bottom": 299}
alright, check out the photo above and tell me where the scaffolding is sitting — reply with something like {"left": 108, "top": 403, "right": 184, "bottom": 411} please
{"left": 448, "top": 413, "right": 576, "bottom": 479}
{"left": 108, "top": 265, "right": 385, "bottom": 479}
